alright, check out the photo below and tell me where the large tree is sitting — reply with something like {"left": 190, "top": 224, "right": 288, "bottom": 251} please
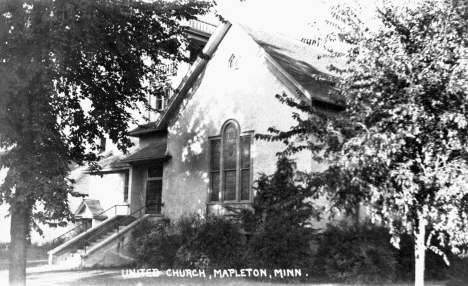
{"left": 0, "top": 0, "right": 211, "bottom": 285}
{"left": 262, "top": 0, "right": 468, "bottom": 285}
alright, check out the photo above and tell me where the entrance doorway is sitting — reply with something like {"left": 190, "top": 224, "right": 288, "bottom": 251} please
{"left": 146, "top": 165, "right": 163, "bottom": 214}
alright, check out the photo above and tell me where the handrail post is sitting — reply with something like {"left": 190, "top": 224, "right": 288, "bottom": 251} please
{"left": 50, "top": 204, "right": 129, "bottom": 247}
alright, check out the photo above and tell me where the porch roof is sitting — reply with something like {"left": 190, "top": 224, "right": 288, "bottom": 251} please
{"left": 120, "top": 140, "right": 169, "bottom": 164}
{"left": 84, "top": 146, "right": 138, "bottom": 174}
{"left": 74, "top": 199, "right": 108, "bottom": 220}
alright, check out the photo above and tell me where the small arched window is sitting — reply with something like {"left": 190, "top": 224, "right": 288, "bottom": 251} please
{"left": 228, "top": 54, "right": 238, "bottom": 69}
{"left": 210, "top": 120, "right": 252, "bottom": 202}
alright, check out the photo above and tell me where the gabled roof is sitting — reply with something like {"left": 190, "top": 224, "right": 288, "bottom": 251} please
{"left": 74, "top": 199, "right": 108, "bottom": 220}
{"left": 69, "top": 165, "right": 88, "bottom": 182}
{"left": 129, "top": 22, "right": 233, "bottom": 136}
{"left": 85, "top": 146, "right": 139, "bottom": 174}
{"left": 129, "top": 21, "right": 345, "bottom": 136}
{"left": 240, "top": 24, "right": 346, "bottom": 107}
{"left": 94, "top": 150, "right": 131, "bottom": 172}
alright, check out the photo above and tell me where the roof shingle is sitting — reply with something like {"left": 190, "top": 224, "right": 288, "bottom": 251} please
{"left": 240, "top": 24, "right": 346, "bottom": 105}
{"left": 120, "top": 140, "right": 168, "bottom": 164}
{"left": 74, "top": 199, "right": 108, "bottom": 220}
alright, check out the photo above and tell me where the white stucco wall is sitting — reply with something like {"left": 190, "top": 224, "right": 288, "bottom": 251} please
{"left": 161, "top": 24, "right": 316, "bottom": 218}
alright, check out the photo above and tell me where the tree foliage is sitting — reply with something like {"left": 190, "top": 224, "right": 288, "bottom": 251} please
{"left": 236, "top": 157, "right": 322, "bottom": 232}
{"left": 259, "top": 0, "right": 468, "bottom": 284}
{"left": 315, "top": 221, "right": 397, "bottom": 284}
{"left": 0, "top": 0, "right": 211, "bottom": 228}
{"left": 0, "top": 0, "right": 212, "bottom": 284}
{"left": 234, "top": 157, "right": 322, "bottom": 274}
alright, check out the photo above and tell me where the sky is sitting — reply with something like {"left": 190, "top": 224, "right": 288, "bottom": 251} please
{"left": 214, "top": 0, "right": 335, "bottom": 39}
{"left": 213, "top": 0, "right": 413, "bottom": 39}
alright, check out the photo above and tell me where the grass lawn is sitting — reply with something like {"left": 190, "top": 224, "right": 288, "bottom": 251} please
{"left": 0, "top": 244, "right": 50, "bottom": 270}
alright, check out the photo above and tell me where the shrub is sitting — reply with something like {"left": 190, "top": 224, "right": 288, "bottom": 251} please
{"left": 315, "top": 221, "right": 397, "bottom": 284}
{"left": 130, "top": 214, "right": 244, "bottom": 270}
{"left": 175, "top": 215, "right": 244, "bottom": 270}
{"left": 396, "top": 233, "right": 455, "bottom": 281}
{"left": 315, "top": 222, "right": 463, "bottom": 284}
{"left": 130, "top": 217, "right": 181, "bottom": 269}
{"left": 449, "top": 257, "right": 468, "bottom": 283}
{"left": 246, "top": 218, "right": 313, "bottom": 272}
{"left": 235, "top": 157, "right": 321, "bottom": 278}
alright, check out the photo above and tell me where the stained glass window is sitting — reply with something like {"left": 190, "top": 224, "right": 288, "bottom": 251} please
{"left": 211, "top": 172, "right": 220, "bottom": 202}
{"left": 224, "top": 171, "right": 236, "bottom": 201}
{"left": 211, "top": 140, "right": 221, "bottom": 201}
{"left": 240, "top": 136, "right": 251, "bottom": 169}
{"left": 209, "top": 121, "right": 252, "bottom": 203}
{"left": 241, "top": 169, "right": 250, "bottom": 201}
{"left": 223, "top": 124, "right": 237, "bottom": 170}
{"left": 211, "top": 140, "right": 221, "bottom": 171}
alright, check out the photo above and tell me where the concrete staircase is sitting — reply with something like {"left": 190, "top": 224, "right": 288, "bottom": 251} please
{"left": 48, "top": 215, "right": 140, "bottom": 269}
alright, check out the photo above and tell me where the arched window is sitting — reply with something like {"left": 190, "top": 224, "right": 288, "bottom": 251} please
{"left": 228, "top": 54, "right": 238, "bottom": 69}
{"left": 210, "top": 120, "right": 252, "bottom": 203}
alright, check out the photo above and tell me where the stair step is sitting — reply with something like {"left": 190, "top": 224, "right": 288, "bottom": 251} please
{"left": 58, "top": 254, "right": 81, "bottom": 268}
{"left": 96, "top": 232, "right": 117, "bottom": 242}
{"left": 88, "top": 242, "right": 100, "bottom": 248}
{"left": 50, "top": 215, "right": 138, "bottom": 267}
{"left": 97, "top": 236, "right": 109, "bottom": 242}
{"left": 90, "top": 231, "right": 117, "bottom": 247}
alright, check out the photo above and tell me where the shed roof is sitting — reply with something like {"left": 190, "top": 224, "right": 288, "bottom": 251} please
{"left": 120, "top": 139, "right": 169, "bottom": 164}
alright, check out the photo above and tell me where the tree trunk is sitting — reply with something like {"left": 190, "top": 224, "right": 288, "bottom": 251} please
{"left": 9, "top": 205, "right": 30, "bottom": 286}
{"left": 414, "top": 218, "right": 427, "bottom": 286}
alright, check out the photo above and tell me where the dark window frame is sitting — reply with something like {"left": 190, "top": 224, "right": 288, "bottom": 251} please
{"left": 146, "top": 165, "right": 164, "bottom": 214}
{"left": 123, "top": 171, "right": 129, "bottom": 202}
{"left": 208, "top": 120, "right": 253, "bottom": 204}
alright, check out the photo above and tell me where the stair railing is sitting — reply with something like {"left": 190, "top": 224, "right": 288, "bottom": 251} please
{"left": 82, "top": 203, "right": 164, "bottom": 253}
{"left": 51, "top": 204, "right": 129, "bottom": 248}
